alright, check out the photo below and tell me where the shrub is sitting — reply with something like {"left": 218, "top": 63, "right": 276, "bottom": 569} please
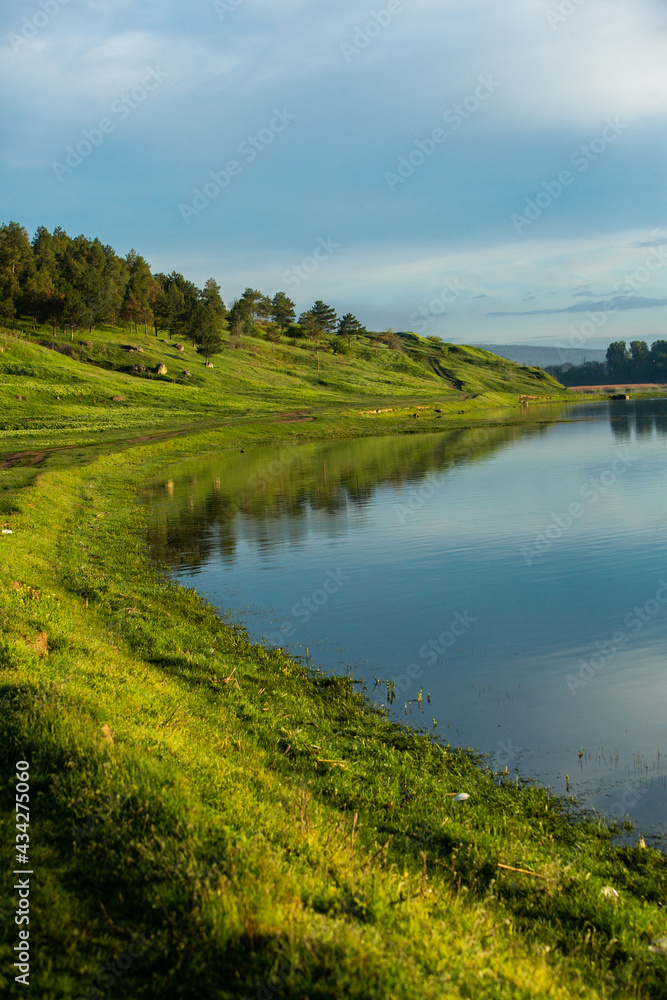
{"left": 331, "top": 337, "right": 350, "bottom": 355}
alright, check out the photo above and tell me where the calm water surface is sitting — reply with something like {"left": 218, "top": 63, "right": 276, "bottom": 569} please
{"left": 147, "top": 400, "right": 667, "bottom": 842}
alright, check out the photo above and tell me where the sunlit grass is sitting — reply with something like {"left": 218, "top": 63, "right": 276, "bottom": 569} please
{"left": 0, "top": 421, "right": 665, "bottom": 998}
{"left": 0, "top": 318, "right": 567, "bottom": 453}
{"left": 2, "top": 321, "right": 664, "bottom": 997}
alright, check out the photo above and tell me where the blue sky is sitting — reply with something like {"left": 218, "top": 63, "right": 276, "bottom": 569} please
{"left": 2, "top": 0, "right": 666, "bottom": 345}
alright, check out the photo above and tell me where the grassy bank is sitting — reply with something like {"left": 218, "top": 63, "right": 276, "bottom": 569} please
{"left": 0, "top": 315, "right": 573, "bottom": 517}
{"left": 0, "top": 318, "right": 567, "bottom": 452}
{"left": 1, "top": 410, "right": 667, "bottom": 1000}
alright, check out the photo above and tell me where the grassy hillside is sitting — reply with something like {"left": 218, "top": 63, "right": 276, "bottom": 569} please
{"left": 4, "top": 321, "right": 665, "bottom": 999}
{"left": 0, "top": 319, "right": 563, "bottom": 455}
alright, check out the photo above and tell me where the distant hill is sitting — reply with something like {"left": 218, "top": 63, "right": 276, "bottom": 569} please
{"left": 472, "top": 343, "right": 608, "bottom": 368}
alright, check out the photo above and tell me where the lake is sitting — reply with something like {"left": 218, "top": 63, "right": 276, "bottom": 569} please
{"left": 146, "top": 399, "right": 667, "bottom": 843}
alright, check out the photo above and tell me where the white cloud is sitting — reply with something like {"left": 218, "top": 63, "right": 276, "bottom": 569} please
{"left": 346, "top": 0, "right": 667, "bottom": 130}
{"left": 2, "top": 0, "right": 665, "bottom": 341}
{"left": 492, "top": 0, "right": 667, "bottom": 128}
{"left": 0, "top": 28, "right": 238, "bottom": 119}
{"left": 5, "top": 0, "right": 665, "bottom": 135}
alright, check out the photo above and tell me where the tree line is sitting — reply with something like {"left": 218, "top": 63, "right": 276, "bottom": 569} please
{"left": 546, "top": 340, "right": 667, "bottom": 386}
{"left": 0, "top": 221, "right": 372, "bottom": 363}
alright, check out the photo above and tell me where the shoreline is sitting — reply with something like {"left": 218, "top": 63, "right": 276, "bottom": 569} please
{"left": 1, "top": 408, "right": 666, "bottom": 997}
{"left": 147, "top": 408, "right": 667, "bottom": 847}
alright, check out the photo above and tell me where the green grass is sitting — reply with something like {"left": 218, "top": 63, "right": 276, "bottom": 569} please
{"left": 1, "top": 323, "right": 665, "bottom": 998}
{"left": 0, "top": 319, "right": 566, "bottom": 453}
{"left": 0, "top": 426, "right": 665, "bottom": 999}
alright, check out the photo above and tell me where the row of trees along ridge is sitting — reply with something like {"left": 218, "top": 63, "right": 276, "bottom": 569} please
{"left": 0, "top": 221, "right": 373, "bottom": 365}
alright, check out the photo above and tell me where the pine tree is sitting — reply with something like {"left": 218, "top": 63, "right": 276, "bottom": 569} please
{"left": 271, "top": 292, "right": 296, "bottom": 332}
{"left": 239, "top": 287, "right": 265, "bottom": 327}
{"left": 121, "top": 251, "right": 154, "bottom": 336}
{"left": 310, "top": 300, "right": 337, "bottom": 335}
{"left": 202, "top": 278, "right": 227, "bottom": 320}
{"left": 299, "top": 310, "right": 323, "bottom": 369}
{"left": 0, "top": 222, "right": 34, "bottom": 327}
{"left": 196, "top": 305, "right": 226, "bottom": 363}
{"left": 337, "top": 312, "right": 366, "bottom": 348}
